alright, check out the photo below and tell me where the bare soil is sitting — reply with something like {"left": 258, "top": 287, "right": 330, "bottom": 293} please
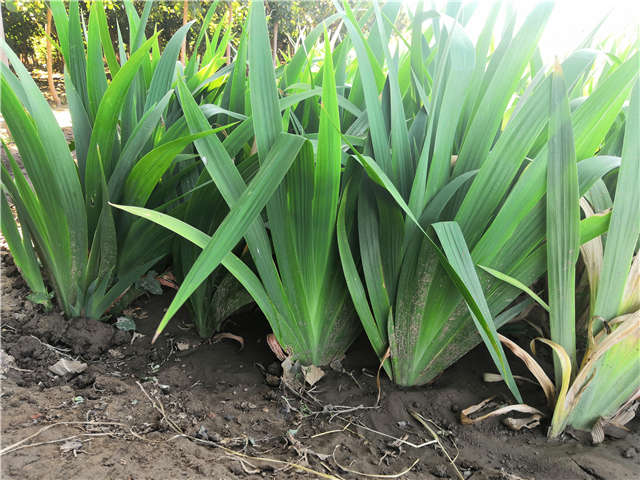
{"left": 1, "top": 245, "right": 639, "bottom": 480}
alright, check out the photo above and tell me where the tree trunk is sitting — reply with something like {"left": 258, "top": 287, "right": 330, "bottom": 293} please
{"left": 272, "top": 20, "right": 279, "bottom": 66}
{"left": 180, "top": 0, "right": 188, "bottom": 64}
{"left": 46, "top": 9, "right": 61, "bottom": 106}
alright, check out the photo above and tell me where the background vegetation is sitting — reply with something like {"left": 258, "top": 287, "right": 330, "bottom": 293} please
{"left": 2, "top": 0, "right": 343, "bottom": 68}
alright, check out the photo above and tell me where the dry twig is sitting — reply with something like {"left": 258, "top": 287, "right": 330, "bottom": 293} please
{"left": 408, "top": 409, "right": 464, "bottom": 480}
{"left": 332, "top": 444, "right": 419, "bottom": 478}
{"left": 0, "top": 421, "right": 140, "bottom": 455}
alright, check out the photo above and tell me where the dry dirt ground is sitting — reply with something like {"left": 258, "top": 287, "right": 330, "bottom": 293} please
{"left": 1, "top": 244, "right": 639, "bottom": 480}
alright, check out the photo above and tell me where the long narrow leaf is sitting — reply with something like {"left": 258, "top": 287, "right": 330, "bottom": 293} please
{"left": 119, "top": 133, "right": 304, "bottom": 341}
{"left": 433, "top": 222, "right": 522, "bottom": 402}
{"left": 546, "top": 63, "right": 580, "bottom": 377}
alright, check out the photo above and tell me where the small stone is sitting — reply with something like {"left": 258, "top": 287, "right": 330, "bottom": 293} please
{"left": 622, "top": 447, "right": 636, "bottom": 459}
{"left": 195, "top": 425, "right": 209, "bottom": 441}
{"left": 238, "top": 401, "right": 256, "bottom": 411}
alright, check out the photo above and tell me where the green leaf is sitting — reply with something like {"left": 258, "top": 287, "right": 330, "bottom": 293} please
{"left": 0, "top": 69, "right": 82, "bottom": 312}
{"left": 454, "top": 1, "right": 553, "bottom": 175}
{"left": 546, "top": 63, "right": 580, "bottom": 377}
{"left": 373, "top": 2, "right": 414, "bottom": 199}
{"left": 1, "top": 188, "right": 49, "bottom": 303}
{"left": 118, "top": 133, "right": 304, "bottom": 341}
{"left": 1, "top": 44, "right": 87, "bottom": 281}
{"left": 593, "top": 79, "right": 640, "bottom": 324}
{"left": 87, "top": 5, "right": 109, "bottom": 120}
{"left": 94, "top": 1, "right": 120, "bottom": 76}
{"left": 108, "top": 91, "right": 173, "bottom": 202}
{"left": 341, "top": 2, "right": 390, "bottom": 176}
{"left": 84, "top": 33, "right": 159, "bottom": 236}
{"left": 185, "top": 0, "right": 220, "bottom": 78}
{"left": 248, "top": 0, "right": 282, "bottom": 157}
{"left": 456, "top": 49, "right": 599, "bottom": 248}
{"left": 49, "top": 1, "right": 70, "bottom": 66}
{"left": 312, "top": 29, "right": 342, "bottom": 288}
{"left": 337, "top": 178, "right": 387, "bottom": 358}
{"left": 580, "top": 211, "right": 611, "bottom": 245}
{"left": 478, "top": 265, "right": 549, "bottom": 312}
{"left": 144, "top": 21, "right": 194, "bottom": 111}
{"left": 433, "top": 222, "right": 522, "bottom": 402}
{"left": 353, "top": 147, "right": 522, "bottom": 399}
{"left": 421, "top": 15, "right": 475, "bottom": 207}
{"left": 67, "top": 0, "right": 89, "bottom": 112}
{"left": 65, "top": 68, "right": 92, "bottom": 180}
{"left": 115, "top": 317, "right": 137, "bottom": 331}
{"left": 109, "top": 206, "right": 279, "bottom": 333}
{"left": 136, "top": 271, "right": 162, "bottom": 295}
{"left": 474, "top": 52, "right": 638, "bottom": 269}
{"left": 122, "top": 129, "right": 220, "bottom": 207}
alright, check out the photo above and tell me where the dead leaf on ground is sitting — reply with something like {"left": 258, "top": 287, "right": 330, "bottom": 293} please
{"left": 281, "top": 356, "right": 304, "bottom": 391}
{"left": 301, "top": 365, "right": 325, "bottom": 386}
{"left": 460, "top": 396, "right": 544, "bottom": 426}
{"left": 503, "top": 414, "right": 542, "bottom": 431}
{"left": 49, "top": 359, "right": 87, "bottom": 376}
{"left": 212, "top": 332, "right": 244, "bottom": 350}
